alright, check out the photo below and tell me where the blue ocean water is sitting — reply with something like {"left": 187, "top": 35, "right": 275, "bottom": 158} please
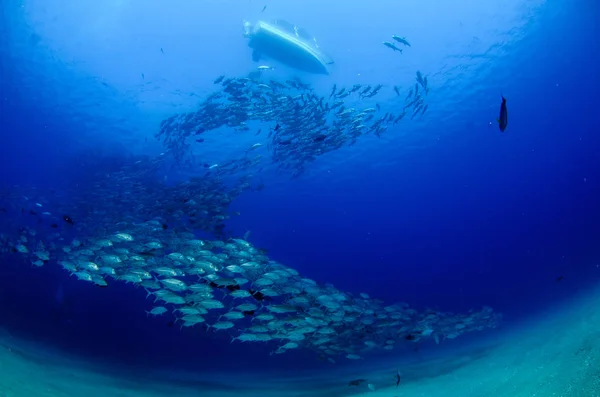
{"left": 1, "top": 0, "right": 600, "bottom": 395}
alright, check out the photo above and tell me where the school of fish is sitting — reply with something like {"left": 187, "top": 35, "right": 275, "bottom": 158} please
{"left": 0, "top": 67, "right": 501, "bottom": 362}
{"left": 157, "top": 71, "right": 430, "bottom": 177}
{"left": 0, "top": 160, "right": 500, "bottom": 361}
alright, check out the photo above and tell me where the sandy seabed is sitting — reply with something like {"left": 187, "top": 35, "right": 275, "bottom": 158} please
{"left": 1, "top": 286, "right": 599, "bottom": 397}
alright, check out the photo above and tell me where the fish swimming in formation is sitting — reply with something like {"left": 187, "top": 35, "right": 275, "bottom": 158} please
{"left": 0, "top": 66, "right": 503, "bottom": 364}
{"left": 6, "top": 199, "right": 501, "bottom": 361}
{"left": 156, "top": 73, "right": 430, "bottom": 176}
{"left": 497, "top": 95, "right": 508, "bottom": 132}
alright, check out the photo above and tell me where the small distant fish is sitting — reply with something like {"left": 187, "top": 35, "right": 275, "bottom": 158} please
{"left": 556, "top": 275, "right": 564, "bottom": 283}
{"left": 367, "top": 384, "right": 375, "bottom": 391}
{"left": 383, "top": 41, "right": 402, "bottom": 53}
{"left": 160, "top": 48, "right": 164, "bottom": 54}
{"left": 243, "top": 230, "right": 251, "bottom": 240}
{"left": 497, "top": 95, "right": 508, "bottom": 132}
{"left": 396, "top": 369, "right": 401, "bottom": 388}
{"left": 348, "top": 379, "right": 367, "bottom": 387}
{"left": 392, "top": 35, "right": 411, "bottom": 47}
{"left": 257, "top": 65, "right": 275, "bottom": 71}
{"left": 195, "top": 138, "right": 204, "bottom": 143}
{"left": 146, "top": 306, "right": 168, "bottom": 316}
{"left": 261, "top": 5, "right": 267, "bottom": 12}
{"left": 63, "top": 215, "right": 74, "bottom": 225}
{"left": 393, "top": 86, "right": 400, "bottom": 96}
{"left": 349, "top": 84, "right": 362, "bottom": 94}
{"left": 141, "top": 72, "right": 145, "bottom": 80}
{"left": 313, "top": 134, "right": 326, "bottom": 142}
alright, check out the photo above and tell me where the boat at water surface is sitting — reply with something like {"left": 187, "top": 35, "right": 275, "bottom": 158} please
{"left": 243, "top": 20, "right": 332, "bottom": 75}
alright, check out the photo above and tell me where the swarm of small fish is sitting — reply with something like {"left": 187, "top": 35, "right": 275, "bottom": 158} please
{"left": 156, "top": 72, "right": 431, "bottom": 178}
{"left": 0, "top": 157, "right": 501, "bottom": 362}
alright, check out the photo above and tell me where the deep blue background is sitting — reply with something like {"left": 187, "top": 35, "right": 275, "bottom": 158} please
{"left": 1, "top": 1, "right": 599, "bottom": 373}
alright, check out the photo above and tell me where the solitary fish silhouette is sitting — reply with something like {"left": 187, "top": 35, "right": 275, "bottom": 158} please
{"left": 497, "top": 95, "right": 508, "bottom": 132}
